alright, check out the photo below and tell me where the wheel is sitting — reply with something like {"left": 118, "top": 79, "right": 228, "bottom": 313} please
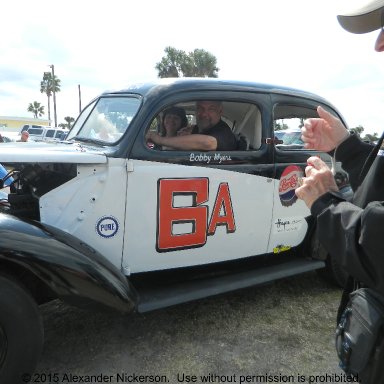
{"left": 0, "top": 274, "right": 44, "bottom": 384}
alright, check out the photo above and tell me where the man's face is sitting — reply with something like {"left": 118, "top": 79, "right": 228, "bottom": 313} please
{"left": 196, "top": 101, "right": 222, "bottom": 131}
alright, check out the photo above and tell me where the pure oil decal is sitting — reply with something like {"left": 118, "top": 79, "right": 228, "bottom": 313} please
{"left": 278, "top": 165, "right": 303, "bottom": 207}
{"left": 156, "top": 178, "right": 236, "bottom": 252}
{"left": 96, "top": 216, "right": 119, "bottom": 238}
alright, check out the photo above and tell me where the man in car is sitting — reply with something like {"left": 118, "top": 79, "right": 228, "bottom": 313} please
{"left": 146, "top": 101, "right": 237, "bottom": 151}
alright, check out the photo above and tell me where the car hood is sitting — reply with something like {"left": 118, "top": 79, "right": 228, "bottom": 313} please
{"left": 0, "top": 141, "right": 107, "bottom": 164}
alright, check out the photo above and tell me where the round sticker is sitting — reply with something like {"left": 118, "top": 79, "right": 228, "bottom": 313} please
{"left": 278, "top": 166, "right": 303, "bottom": 207}
{"left": 96, "top": 216, "right": 119, "bottom": 238}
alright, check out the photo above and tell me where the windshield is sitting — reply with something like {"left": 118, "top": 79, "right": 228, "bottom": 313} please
{"left": 67, "top": 96, "right": 141, "bottom": 143}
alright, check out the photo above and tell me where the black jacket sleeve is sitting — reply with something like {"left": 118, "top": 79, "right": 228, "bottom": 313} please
{"left": 335, "top": 133, "right": 374, "bottom": 191}
{"left": 311, "top": 193, "right": 384, "bottom": 294}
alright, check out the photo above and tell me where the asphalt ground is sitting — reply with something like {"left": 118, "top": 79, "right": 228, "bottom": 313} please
{"left": 34, "top": 271, "right": 347, "bottom": 384}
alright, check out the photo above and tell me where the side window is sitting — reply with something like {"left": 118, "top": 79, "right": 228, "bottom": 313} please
{"left": 45, "top": 129, "right": 55, "bottom": 138}
{"left": 273, "top": 104, "right": 318, "bottom": 150}
{"left": 146, "top": 101, "right": 262, "bottom": 151}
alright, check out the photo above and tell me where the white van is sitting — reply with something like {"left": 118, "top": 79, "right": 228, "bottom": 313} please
{"left": 26, "top": 126, "right": 69, "bottom": 142}
{"left": 20, "top": 124, "right": 45, "bottom": 134}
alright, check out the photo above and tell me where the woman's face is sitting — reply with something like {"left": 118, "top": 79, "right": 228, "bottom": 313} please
{"left": 164, "top": 113, "right": 182, "bottom": 136}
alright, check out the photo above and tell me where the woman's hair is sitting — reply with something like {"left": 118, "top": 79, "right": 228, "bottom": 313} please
{"left": 160, "top": 106, "right": 188, "bottom": 136}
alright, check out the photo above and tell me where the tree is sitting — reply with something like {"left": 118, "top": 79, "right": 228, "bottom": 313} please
{"left": 274, "top": 121, "right": 289, "bottom": 131}
{"left": 59, "top": 116, "right": 75, "bottom": 129}
{"left": 349, "top": 125, "right": 379, "bottom": 143}
{"left": 155, "top": 46, "right": 219, "bottom": 78}
{"left": 362, "top": 132, "right": 379, "bottom": 143}
{"left": 27, "top": 101, "right": 44, "bottom": 119}
{"left": 40, "top": 72, "right": 61, "bottom": 124}
{"left": 349, "top": 125, "right": 364, "bottom": 137}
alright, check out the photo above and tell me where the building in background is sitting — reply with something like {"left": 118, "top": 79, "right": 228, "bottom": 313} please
{"left": 0, "top": 116, "right": 50, "bottom": 133}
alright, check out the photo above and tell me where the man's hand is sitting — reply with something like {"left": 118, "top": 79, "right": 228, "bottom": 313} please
{"left": 301, "top": 106, "right": 350, "bottom": 151}
{"left": 295, "top": 156, "right": 339, "bottom": 209}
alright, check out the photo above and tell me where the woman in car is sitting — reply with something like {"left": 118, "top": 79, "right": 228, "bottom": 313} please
{"left": 161, "top": 107, "right": 188, "bottom": 137}
{"left": 158, "top": 106, "right": 188, "bottom": 150}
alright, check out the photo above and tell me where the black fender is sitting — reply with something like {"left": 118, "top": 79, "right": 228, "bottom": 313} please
{"left": 0, "top": 213, "right": 136, "bottom": 313}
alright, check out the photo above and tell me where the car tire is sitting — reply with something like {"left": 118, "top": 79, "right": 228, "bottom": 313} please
{"left": 0, "top": 274, "right": 44, "bottom": 384}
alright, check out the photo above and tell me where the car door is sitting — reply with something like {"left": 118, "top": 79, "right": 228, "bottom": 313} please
{"left": 122, "top": 90, "right": 276, "bottom": 273}
{"left": 269, "top": 94, "right": 348, "bottom": 254}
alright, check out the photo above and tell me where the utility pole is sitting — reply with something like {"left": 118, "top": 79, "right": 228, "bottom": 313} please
{"left": 78, "top": 84, "right": 82, "bottom": 113}
{"left": 50, "top": 64, "right": 57, "bottom": 127}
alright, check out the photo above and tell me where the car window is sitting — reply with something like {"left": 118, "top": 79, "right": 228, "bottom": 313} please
{"left": 28, "top": 128, "right": 44, "bottom": 135}
{"left": 45, "top": 129, "right": 55, "bottom": 138}
{"left": 147, "top": 101, "right": 262, "bottom": 151}
{"left": 273, "top": 105, "right": 318, "bottom": 150}
{"left": 67, "top": 96, "right": 141, "bottom": 143}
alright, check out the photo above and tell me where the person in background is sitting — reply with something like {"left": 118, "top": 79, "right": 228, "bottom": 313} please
{"left": 146, "top": 101, "right": 237, "bottom": 151}
{"left": 17, "top": 131, "right": 29, "bottom": 142}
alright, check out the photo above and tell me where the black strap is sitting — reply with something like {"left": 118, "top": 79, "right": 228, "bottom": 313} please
{"left": 337, "top": 276, "right": 355, "bottom": 324}
{"left": 358, "top": 132, "right": 384, "bottom": 183}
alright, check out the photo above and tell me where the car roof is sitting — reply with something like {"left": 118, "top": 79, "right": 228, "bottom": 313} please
{"left": 99, "top": 78, "right": 330, "bottom": 104}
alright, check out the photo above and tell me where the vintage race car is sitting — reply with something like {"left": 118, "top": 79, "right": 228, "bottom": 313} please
{"left": 0, "top": 78, "right": 350, "bottom": 382}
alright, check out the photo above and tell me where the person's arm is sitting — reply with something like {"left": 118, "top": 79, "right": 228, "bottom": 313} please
{"left": 312, "top": 195, "right": 384, "bottom": 294}
{"left": 146, "top": 132, "right": 217, "bottom": 151}
{"left": 335, "top": 133, "right": 376, "bottom": 190}
{"left": 296, "top": 156, "right": 384, "bottom": 293}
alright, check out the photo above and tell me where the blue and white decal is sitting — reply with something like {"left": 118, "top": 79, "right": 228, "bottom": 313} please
{"left": 96, "top": 216, "right": 119, "bottom": 238}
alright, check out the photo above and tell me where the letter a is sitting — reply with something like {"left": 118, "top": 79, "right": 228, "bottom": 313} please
{"left": 208, "top": 183, "right": 236, "bottom": 235}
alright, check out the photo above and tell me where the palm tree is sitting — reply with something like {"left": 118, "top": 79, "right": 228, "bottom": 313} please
{"left": 40, "top": 72, "right": 61, "bottom": 124}
{"left": 155, "top": 47, "right": 219, "bottom": 78}
{"left": 27, "top": 101, "right": 45, "bottom": 119}
{"left": 62, "top": 116, "right": 75, "bottom": 129}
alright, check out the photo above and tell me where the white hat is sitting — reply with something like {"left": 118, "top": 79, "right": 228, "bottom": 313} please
{"left": 337, "top": 0, "right": 384, "bottom": 34}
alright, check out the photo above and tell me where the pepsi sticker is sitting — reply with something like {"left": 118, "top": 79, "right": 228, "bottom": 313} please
{"left": 96, "top": 216, "right": 119, "bottom": 238}
{"left": 278, "top": 166, "right": 303, "bottom": 207}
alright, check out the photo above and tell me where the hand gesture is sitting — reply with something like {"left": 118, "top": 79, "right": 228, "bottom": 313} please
{"left": 302, "top": 106, "right": 350, "bottom": 152}
{"left": 177, "top": 125, "right": 193, "bottom": 136}
{"left": 295, "top": 156, "right": 338, "bottom": 208}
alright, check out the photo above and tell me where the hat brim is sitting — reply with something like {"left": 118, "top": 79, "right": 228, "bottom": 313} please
{"left": 338, "top": 10, "right": 382, "bottom": 33}
{"left": 337, "top": 0, "right": 384, "bottom": 34}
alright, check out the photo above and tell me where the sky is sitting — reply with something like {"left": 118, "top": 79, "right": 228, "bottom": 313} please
{"left": 1, "top": 0, "right": 384, "bottom": 135}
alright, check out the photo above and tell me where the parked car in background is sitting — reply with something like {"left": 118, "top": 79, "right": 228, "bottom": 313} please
{"left": 0, "top": 78, "right": 351, "bottom": 382}
{"left": 0, "top": 132, "right": 18, "bottom": 143}
{"left": 1, "top": 135, "right": 15, "bottom": 143}
{"left": 275, "top": 128, "right": 304, "bottom": 147}
{"left": 20, "top": 124, "right": 45, "bottom": 134}
{"left": 24, "top": 126, "right": 69, "bottom": 142}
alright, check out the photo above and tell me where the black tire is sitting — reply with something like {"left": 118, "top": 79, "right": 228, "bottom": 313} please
{"left": 0, "top": 274, "right": 44, "bottom": 384}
